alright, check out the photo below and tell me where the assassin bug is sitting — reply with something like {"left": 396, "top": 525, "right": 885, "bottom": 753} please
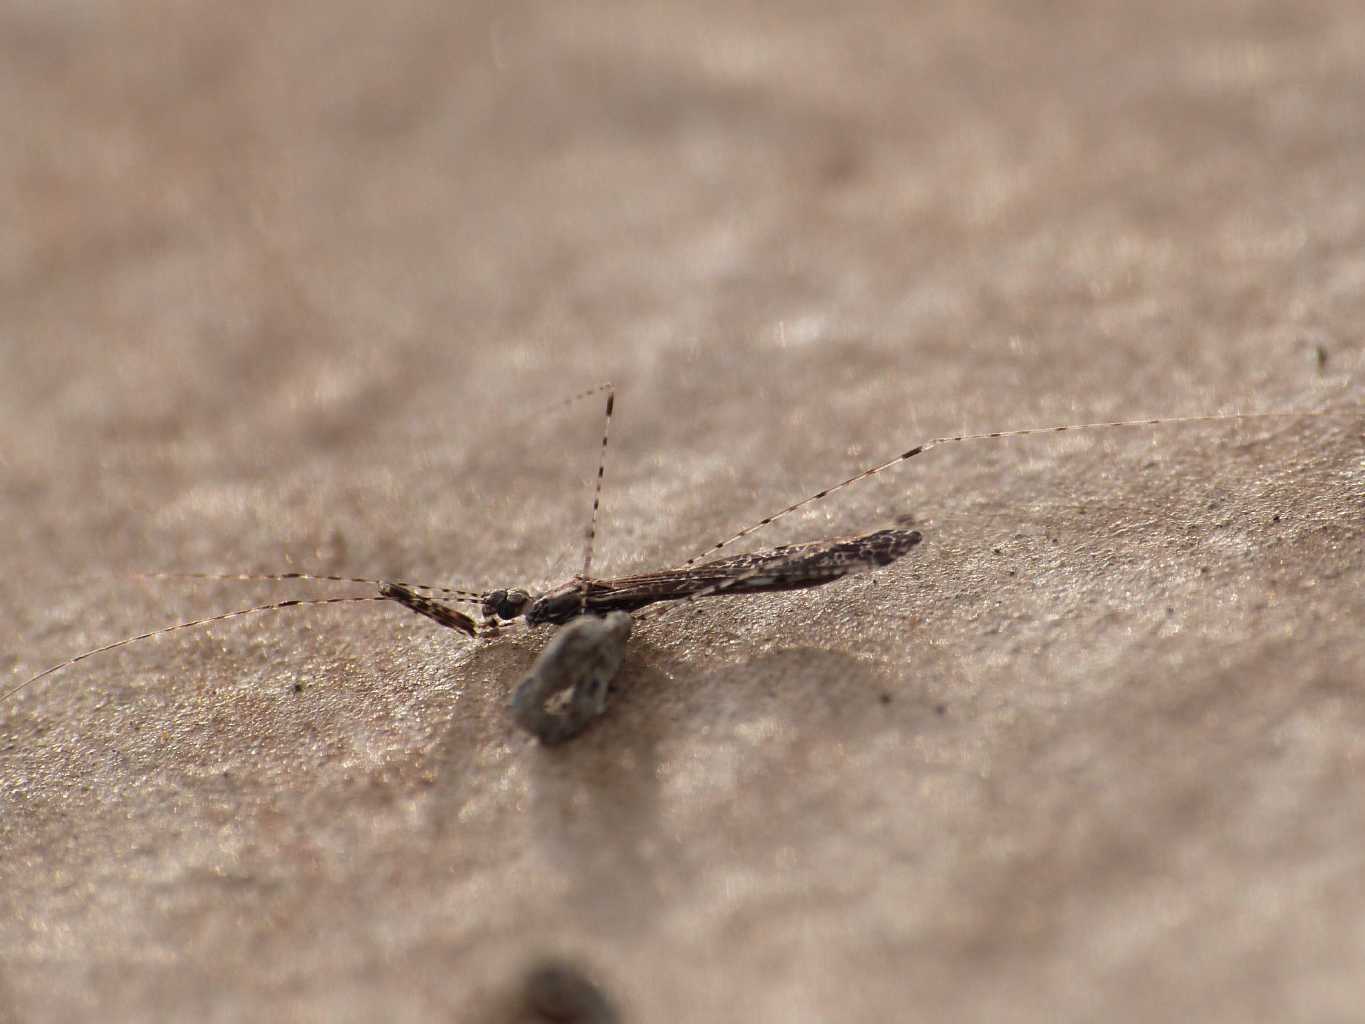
{"left": 2, "top": 383, "right": 1352, "bottom": 742}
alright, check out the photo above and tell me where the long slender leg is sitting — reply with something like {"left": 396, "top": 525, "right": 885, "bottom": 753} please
{"left": 578, "top": 385, "right": 616, "bottom": 614}
{"left": 9, "top": 383, "right": 627, "bottom": 698}
{"left": 378, "top": 583, "right": 482, "bottom": 637}
{"left": 675, "top": 408, "right": 1343, "bottom": 570}
{"left": 527, "top": 381, "right": 615, "bottom": 423}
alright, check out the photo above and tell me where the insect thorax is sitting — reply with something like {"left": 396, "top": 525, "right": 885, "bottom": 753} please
{"left": 524, "top": 586, "right": 608, "bottom": 627}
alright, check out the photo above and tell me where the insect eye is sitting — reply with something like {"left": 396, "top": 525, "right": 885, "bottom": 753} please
{"left": 486, "top": 588, "right": 529, "bottom": 619}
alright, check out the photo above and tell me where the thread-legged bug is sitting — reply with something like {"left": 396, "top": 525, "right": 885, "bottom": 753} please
{"left": 2, "top": 384, "right": 1353, "bottom": 742}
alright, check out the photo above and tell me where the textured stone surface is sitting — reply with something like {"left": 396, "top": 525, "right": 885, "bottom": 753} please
{"left": 2, "top": 2, "right": 1362, "bottom": 1020}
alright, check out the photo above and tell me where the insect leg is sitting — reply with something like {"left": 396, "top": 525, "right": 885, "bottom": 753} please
{"left": 578, "top": 385, "right": 616, "bottom": 614}
{"left": 676, "top": 407, "right": 1347, "bottom": 569}
{"left": 378, "top": 583, "right": 484, "bottom": 637}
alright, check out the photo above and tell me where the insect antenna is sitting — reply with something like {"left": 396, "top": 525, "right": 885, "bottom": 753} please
{"left": 676, "top": 407, "right": 1348, "bottom": 569}
{"left": 3, "top": 594, "right": 390, "bottom": 707}
{"left": 134, "top": 571, "right": 486, "bottom": 606}
{"left": 127, "top": 384, "right": 625, "bottom": 612}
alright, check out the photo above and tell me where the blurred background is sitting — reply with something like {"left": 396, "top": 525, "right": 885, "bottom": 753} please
{"left": 2, "top": 2, "right": 1362, "bottom": 1021}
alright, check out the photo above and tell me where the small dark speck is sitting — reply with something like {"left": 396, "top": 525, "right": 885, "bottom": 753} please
{"left": 879, "top": 692, "right": 893, "bottom": 705}
{"left": 934, "top": 704, "right": 947, "bottom": 716}
{"left": 1166, "top": 607, "right": 1175, "bottom": 616}
{"left": 1316, "top": 343, "right": 1329, "bottom": 369}
{"left": 1272, "top": 513, "right": 1282, "bottom": 523}
{"left": 992, "top": 547, "right": 1003, "bottom": 555}
{"left": 523, "top": 959, "right": 619, "bottom": 1023}
{"left": 292, "top": 682, "right": 305, "bottom": 694}
{"left": 1007, "top": 570, "right": 1017, "bottom": 577}
{"left": 1199, "top": 566, "right": 1211, "bottom": 575}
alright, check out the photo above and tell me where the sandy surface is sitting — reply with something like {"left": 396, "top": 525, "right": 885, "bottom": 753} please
{"left": 2, "top": 2, "right": 1363, "bottom": 1021}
